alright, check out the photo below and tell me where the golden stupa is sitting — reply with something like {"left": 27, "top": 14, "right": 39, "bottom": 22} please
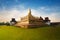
{"left": 15, "top": 9, "right": 45, "bottom": 28}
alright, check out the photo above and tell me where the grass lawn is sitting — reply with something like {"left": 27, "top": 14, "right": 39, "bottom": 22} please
{"left": 0, "top": 25, "right": 60, "bottom": 40}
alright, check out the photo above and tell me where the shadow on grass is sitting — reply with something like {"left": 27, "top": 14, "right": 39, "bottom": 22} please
{"left": 14, "top": 25, "right": 52, "bottom": 29}
{"left": 4, "top": 24, "right": 60, "bottom": 29}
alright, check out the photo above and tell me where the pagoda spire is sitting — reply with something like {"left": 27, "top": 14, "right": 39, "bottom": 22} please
{"left": 28, "top": 8, "right": 32, "bottom": 16}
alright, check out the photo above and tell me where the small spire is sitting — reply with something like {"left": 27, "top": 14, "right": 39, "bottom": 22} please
{"left": 39, "top": 16, "right": 43, "bottom": 20}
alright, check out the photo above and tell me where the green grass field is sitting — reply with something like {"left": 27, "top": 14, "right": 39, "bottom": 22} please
{"left": 0, "top": 25, "right": 60, "bottom": 40}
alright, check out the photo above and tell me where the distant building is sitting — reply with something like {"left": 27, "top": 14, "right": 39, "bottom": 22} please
{"left": 10, "top": 18, "right": 17, "bottom": 25}
{"left": 15, "top": 9, "right": 51, "bottom": 28}
{"left": 51, "top": 22, "right": 60, "bottom": 26}
{"left": 44, "top": 17, "right": 51, "bottom": 25}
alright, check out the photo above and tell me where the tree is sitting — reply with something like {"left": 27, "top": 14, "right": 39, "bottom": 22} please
{"left": 10, "top": 18, "right": 17, "bottom": 25}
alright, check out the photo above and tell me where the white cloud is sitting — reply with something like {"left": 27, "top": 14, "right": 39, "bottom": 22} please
{"left": 0, "top": 5, "right": 60, "bottom": 22}
{"left": 31, "top": 8, "right": 60, "bottom": 22}
{"left": 48, "top": 13, "right": 60, "bottom": 22}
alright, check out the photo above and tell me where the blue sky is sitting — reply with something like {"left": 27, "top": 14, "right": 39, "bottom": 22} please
{"left": 0, "top": 0, "right": 60, "bottom": 9}
{"left": 0, "top": 0, "right": 60, "bottom": 22}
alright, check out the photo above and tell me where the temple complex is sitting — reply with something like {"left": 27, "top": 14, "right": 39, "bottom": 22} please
{"left": 15, "top": 9, "right": 50, "bottom": 28}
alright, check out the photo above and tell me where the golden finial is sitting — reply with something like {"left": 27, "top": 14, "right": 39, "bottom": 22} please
{"left": 28, "top": 8, "right": 31, "bottom": 16}
{"left": 28, "top": 8, "right": 31, "bottom": 14}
